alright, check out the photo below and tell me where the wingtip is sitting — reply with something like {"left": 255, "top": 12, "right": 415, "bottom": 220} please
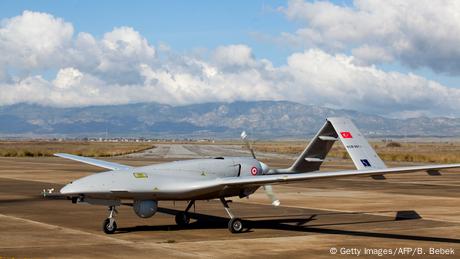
{"left": 54, "top": 153, "right": 69, "bottom": 158}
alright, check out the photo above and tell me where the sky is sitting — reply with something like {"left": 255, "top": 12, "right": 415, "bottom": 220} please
{"left": 1, "top": 0, "right": 460, "bottom": 118}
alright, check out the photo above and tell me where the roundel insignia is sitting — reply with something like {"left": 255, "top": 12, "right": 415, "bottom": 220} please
{"left": 250, "top": 167, "right": 258, "bottom": 176}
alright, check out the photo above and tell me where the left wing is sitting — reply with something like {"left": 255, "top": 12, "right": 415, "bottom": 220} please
{"left": 216, "top": 163, "right": 460, "bottom": 188}
{"left": 54, "top": 153, "right": 132, "bottom": 171}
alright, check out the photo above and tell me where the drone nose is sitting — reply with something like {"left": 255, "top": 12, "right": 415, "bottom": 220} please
{"left": 60, "top": 183, "right": 75, "bottom": 195}
{"left": 260, "top": 162, "right": 270, "bottom": 175}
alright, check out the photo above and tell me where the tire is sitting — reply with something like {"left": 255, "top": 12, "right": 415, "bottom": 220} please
{"left": 103, "top": 218, "right": 117, "bottom": 234}
{"left": 228, "top": 218, "right": 243, "bottom": 233}
{"left": 175, "top": 212, "right": 191, "bottom": 226}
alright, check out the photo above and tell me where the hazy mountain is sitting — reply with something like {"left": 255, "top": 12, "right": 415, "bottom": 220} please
{"left": 1, "top": 101, "right": 460, "bottom": 138}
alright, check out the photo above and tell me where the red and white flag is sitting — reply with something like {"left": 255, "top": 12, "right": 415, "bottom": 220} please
{"left": 340, "top": 131, "right": 353, "bottom": 139}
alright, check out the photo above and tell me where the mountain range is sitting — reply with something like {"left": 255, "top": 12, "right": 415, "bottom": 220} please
{"left": 1, "top": 101, "right": 460, "bottom": 139}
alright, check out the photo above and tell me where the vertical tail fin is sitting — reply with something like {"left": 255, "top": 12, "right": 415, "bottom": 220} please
{"left": 287, "top": 117, "right": 386, "bottom": 173}
{"left": 327, "top": 117, "right": 386, "bottom": 170}
{"left": 288, "top": 120, "right": 337, "bottom": 172}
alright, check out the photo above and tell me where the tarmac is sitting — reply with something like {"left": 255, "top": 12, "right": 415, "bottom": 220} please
{"left": 1, "top": 144, "right": 460, "bottom": 258}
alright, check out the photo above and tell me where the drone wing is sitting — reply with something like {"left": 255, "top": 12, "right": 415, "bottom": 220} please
{"left": 216, "top": 163, "right": 460, "bottom": 188}
{"left": 54, "top": 153, "right": 132, "bottom": 171}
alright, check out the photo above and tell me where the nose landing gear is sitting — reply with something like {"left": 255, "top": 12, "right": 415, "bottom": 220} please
{"left": 103, "top": 206, "right": 118, "bottom": 234}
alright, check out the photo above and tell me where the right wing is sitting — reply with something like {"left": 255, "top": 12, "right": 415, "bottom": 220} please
{"left": 216, "top": 163, "right": 460, "bottom": 188}
{"left": 54, "top": 153, "right": 132, "bottom": 171}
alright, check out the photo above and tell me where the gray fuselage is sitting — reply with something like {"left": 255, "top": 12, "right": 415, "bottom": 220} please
{"left": 61, "top": 157, "right": 266, "bottom": 201}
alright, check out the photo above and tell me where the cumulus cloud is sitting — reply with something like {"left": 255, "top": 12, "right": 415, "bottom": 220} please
{"left": 212, "top": 44, "right": 255, "bottom": 68}
{"left": 53, "top": 67, "right": 84, "bottom": 89}
{"left": 95, "top": 27, "right": 156, "bottom": 84}
{"left": 284, "top": 50, "right": 460, "bottom": 115}
{"left": 0, "top": 10, "right": 73, "bottom": 70}
{"left": 280, "top": 0, "right": 460, "bottom": 74}
{"left": 0, "top": 11, "right": 156, "bottom": 83}
{"left": 1, "top": 10, "right": 460, "bottom": 117}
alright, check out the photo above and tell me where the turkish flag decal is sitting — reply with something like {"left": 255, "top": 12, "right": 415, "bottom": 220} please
{"left": 340, "top": 131, "right": 353, "bottom": 138}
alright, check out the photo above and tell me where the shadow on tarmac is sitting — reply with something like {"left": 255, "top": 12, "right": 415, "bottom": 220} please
{"left": 116, "top": 207, "right": 460, "bottom": 243}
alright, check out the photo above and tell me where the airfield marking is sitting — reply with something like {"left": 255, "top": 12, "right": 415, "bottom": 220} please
{"left": 376, "top": 181, "right": 460, "bottom": 188}
{"left": 238, "top": 194, "right": 460, "bottom": 224}
{"left": 0, "top": 175, "right": 65, "bottom": 184}
{"left": 127, "top": 143, "right": 295, "bottom": 159}
{"left": 0, "top": 214, "right": 199, "bottom": 258}
{"left": 1, "top": 145, "right": 460, "bottom": 258}
{"left": 0, "top": 213, "right": 133, "bottom": 246}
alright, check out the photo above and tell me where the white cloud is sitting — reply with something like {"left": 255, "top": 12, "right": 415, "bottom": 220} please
{"left": 0, "top": 10, "right": 73, "bottom": 70}
{"left": 0, "top": 76, "right": 50, "bottom": 105}
{"left": 351, "top": 45, "right": 394, "bottom": 66}
{"left": 0, "top": 11, "right": 156, "bottom": 84}
{"left": 53, "top": 67, "right": 83, "bottom": 89}
{"left": 212, "top": 44, "right": 255, "bottom": 67}
{"left": 280, "top": 0, "right": 460, "bottom": 74}
{"left": 284, "top": 49, "right": 460, "bottom": 114}
{"left": 97, "top": 27, "right": 155, "bottom": 74}
{"left": 70, "top": 27, "right": 156, "bottom": 85}
{"left": 1, "top": 10, "right": 460, "bottom": 117}
{"left": 0, "top": 67, "right": 9, "bottom": 82}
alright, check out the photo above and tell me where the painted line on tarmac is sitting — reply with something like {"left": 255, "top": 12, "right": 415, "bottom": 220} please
{"left": 0, "top": 213, "right": 133, "bottom": 246}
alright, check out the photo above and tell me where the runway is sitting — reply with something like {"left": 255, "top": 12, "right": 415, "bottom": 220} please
{"left": 126, "top": 143, "right": 295, "bottom": 159}
{"left": 1, "top": 144, "right": 460, "bottom": 258}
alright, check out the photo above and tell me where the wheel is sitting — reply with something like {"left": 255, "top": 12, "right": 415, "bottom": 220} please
{"left": 103, "top": 218, "right": 117, "bottom": 234}
{"left": 228, "top": 218, "right": 243, "bottom": 233}
{"left": 175, "top": 212, "right": 191, "bottom": 226}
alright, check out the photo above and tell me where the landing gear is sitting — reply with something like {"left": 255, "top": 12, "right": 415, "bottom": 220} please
{"left": 175, "top": 212, "right": 191, "bottom": 226}
{"left": 175, "top": 200, "right": 194, "bottom": 227}
{"left": 220, "top": 197, "right": 244, "bottom": 233}
{"left": 228, "top": 218, "right": 243, "bottom": 233}
{"left": 103, "top": 206, "right": 118, "bottom": 234}
{"left": 103, "top": 218, "right": 117, "bottom": 234}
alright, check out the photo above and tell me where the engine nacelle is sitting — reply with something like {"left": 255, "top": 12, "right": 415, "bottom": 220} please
{"left": 133, "top": 200, "right": 158, "bottom": 218}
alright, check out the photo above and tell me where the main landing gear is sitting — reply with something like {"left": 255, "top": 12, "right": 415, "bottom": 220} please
{"left": 103, "top": 206, "right": 118, "bottom": 234}
{"left": 220, "top": 197, "right": 244, "bottom": 233}
{"left": 101, "top": 199, "right": 244, "bottom": 234}
{"left": 174, "top": 199, "right": 244, "bottom": 233}
{"left": 175, "top": 200, "right": 194, "bottom": 227}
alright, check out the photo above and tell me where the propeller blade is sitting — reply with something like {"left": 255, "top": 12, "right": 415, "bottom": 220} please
{"left": 240, "top": 131, "right": 248, "bottom": 140}
{"left": 240, "top": 131, "right": 278, "bottom": 205}
{"left": 240, "top": 131, "right": 256, "bottom": 159}
{"left": 263, "top": 185, "right": 280, "bottom": 206}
